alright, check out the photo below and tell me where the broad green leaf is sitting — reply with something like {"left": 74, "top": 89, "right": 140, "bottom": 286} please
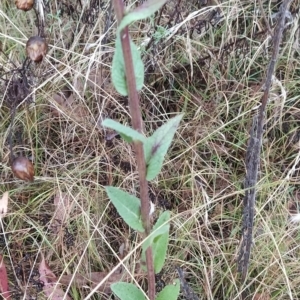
{"left": 105, "top": 186, "right": 144, "bottom": 232}
{"left": 153, "top": 210, "right": 170, "bottom": 231}
{"left": 102, "top": 119, "right": 146, "bottom": 143}
{"left": 118, "top": 0, "right": 168, "bottom": 33}
{"left": 144, "top": 114, "right": 183, "bottom": 180}
{"left": 142, "top": 211, "right": 170, "bottom": 250}
{"left": 142, "top": 211, "right": 170, "bottom": 273}
{"left": 111, "top": 282, "right": 146, "bottom": 300}
{"left": 152, "top": 231, "right": 169, "bottom": 273}
{"left": 111, "top": 36, "right": 126, "bottom": 95}
{"left": 155, "top": 280, "right": 180, "bottom": 300}
{"left": 111, "top": 36, "right": 144, "bottom": 96}
{"left": 141, "top": 233, "right": 169, "bottom": 273}
{"left": 119, "top": 133, "right": 136, "bottom": 143}
{"left": 128, "top": 40, "right": 144, "bottom": 91}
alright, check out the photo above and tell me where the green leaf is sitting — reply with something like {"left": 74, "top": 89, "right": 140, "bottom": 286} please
{"left": 129, "top": 41, "right": 144, "bottom": 92}
{"left": 142, "top": 211, "right": 170, "bottom": 250}
{"left": 111, "top": 282, "right": 146, "bottom": 300}
{"left": 105, "top": 186, "right": 144, "bottom": 232}
{"left": 152, "top": 229, "right": 169, "bottom": 273}
{"left": 155, "top": 279, "right": 180, "bottom": 300}
{"left": 142, "top": 211, "right": 170, "bottom": 273}
{"left": 102, "top": 119, "right": 146, "bottom": 143}
{"left": 111, "top": 36, "right": 126, "bottom": 95}
{"left": 153, "top": 210, "right": 170, "bottom": 231}
{"left": 118, "top": 0, "right": 168, "bottom": 33}
{"left": 111, "top": 36, "right": 144, "bottom": 96}
{"left": 144, "top": 114, "right": 183, "bottom": 180}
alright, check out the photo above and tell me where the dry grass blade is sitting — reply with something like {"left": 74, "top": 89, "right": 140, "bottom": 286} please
{"left": 1, "top": 0, "right": 300, "bottom": 299}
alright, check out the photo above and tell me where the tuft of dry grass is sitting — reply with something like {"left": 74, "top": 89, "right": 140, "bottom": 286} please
{"left": 1, "top": 0, "right": 300, "bottom": 299}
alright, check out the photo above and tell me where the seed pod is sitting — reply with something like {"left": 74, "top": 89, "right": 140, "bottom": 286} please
{"left": 26, "top": 36, "right": 48, "bottom": 62}
{"left": 11, "top": 156, "right": 34, "bottom": 182}
{"left": 15, "top": 0, "right": 34, "bottom": 11}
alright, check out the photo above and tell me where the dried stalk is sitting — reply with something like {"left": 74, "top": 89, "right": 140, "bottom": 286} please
{"left": 238, "top": 0, "right": 292, "bottom": 284}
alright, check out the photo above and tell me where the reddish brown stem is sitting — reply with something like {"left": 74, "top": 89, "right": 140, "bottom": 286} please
{"left": 112, "top": 0, "right": 155, "bottom": 299}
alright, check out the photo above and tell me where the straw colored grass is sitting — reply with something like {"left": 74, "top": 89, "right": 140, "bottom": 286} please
{"left": 1, "top": 0, "right": 300, "bottom": 299}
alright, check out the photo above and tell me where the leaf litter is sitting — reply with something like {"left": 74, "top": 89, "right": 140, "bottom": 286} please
{"left": 59, "top": 269, "right": 133, "bottom": 294}
{"left": 0, "top": 254, "right": 11, "bottom": 300}
{"left": 52, "top": 192, "right": 74, "bottom": 228}
{"left": 0, "top": 192, "right": 9, "bottom": 219}
{"left": 39, "top": 256, "right": 71, "bottom": 300}
{"left": 51, "top": 93, "right": 90, "bottom": 121}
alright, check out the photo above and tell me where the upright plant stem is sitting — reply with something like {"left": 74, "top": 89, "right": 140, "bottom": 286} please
{"left": 238, "top": 0, "right": 292, "bottom": 289}
{"left": 112, "top": 1, "right": 155, "bottom": 299}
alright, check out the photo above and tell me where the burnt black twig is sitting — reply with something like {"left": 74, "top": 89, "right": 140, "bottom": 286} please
{"left": 8, "top": 106, "right": 17, "bottom": 163}
{"left": 33, "top": 1, "right": 46, "bottom": 38}
{"left": 238, "top": 0, "right": 293, "bottom": 289}
{"left": 1, "top": 62, "right": 32, "bottom": 165}
{"left": 176, "top": 267, "right": 200, "bottom": 300}
{"left": 238, "top": 114, "right": 261, "bottom": 279}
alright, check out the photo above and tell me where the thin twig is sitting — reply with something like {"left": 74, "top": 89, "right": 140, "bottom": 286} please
{"left": 238, "top": 0, "right": 292, "bottom": 286}
{"left": 257, "top": 0, "right": 273, "bottom": 36}
{"left": 8, "top": 105, "right": 17, "bottom": 164}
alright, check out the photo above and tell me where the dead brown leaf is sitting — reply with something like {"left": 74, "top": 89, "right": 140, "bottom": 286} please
{"left": 287, "top": 189, "right": 300, "bottom": 222}
{"left": 59, "top": 269, "right": 139, "bottom": 294}
{"left": 0, "top": 255, "right": 11, "bottom": 300}
{"left": 48, "top": 192, "right": 74, "bottom": 237}
{"left": 53, "top": 192, "right": 74, "bottom": 225}
{"left": 39, "top": 256, "right": 72, "bottom": 300}
{"left": 0, "top": 192, "right": 8, "bottom": 219}
{"left": 86, "top": 68, "right": 112, "bottom": 91}
{"left": 253, "top": 292, "right": 271, "bottom": 300}
{"left": 51, "top": 93, "right": 89, "bottom": 120}
{"left": 86, "top": 68, "right": 104, "bottom": 90}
